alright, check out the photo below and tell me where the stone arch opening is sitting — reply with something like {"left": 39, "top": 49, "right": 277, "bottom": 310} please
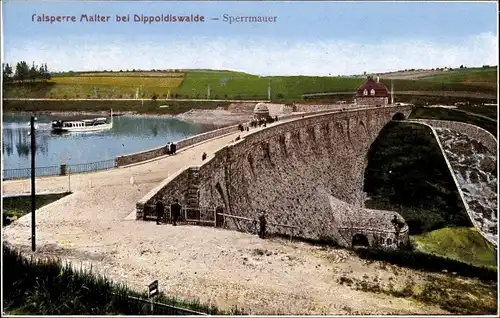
{"left": 391, "top": 112, "right": 406, "bottom": 121}
{"left": 352, "top": 233, "right": 369, "bottom": 247}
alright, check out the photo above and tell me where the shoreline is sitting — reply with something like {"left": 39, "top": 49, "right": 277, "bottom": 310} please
{"left": 3, "top": 109, "right": 252, "bottom": 127}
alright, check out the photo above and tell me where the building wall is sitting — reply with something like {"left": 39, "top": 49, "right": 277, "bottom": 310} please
{"left": 355, "top": 97, "right": 388, "bottom": 106}
{"left": 136, "top": 106, "right": 414, "bottom": 247}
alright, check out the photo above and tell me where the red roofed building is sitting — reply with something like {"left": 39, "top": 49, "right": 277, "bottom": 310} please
{"left": 355, "top": 76, "right": 390, "bottom": 106}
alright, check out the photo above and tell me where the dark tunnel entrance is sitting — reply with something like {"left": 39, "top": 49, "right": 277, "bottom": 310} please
{"left": 352, "top": 234, "right": 369, "bottom": 247}
{"left": 391, "top": 112, "right": 406, "bottom": 121}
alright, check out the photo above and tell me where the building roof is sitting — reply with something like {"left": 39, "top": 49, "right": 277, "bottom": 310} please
{"left": 356, "top": 76, "right": 389, "bottom": 98}
{"left": 254, "top": 103, "right": 270, "bottom": 114}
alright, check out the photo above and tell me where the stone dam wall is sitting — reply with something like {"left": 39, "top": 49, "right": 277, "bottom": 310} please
{"left": 116, "top": 106, "right": 374, "bottom": 168}
{"left": 137, "top": 106, "right": 413, "bottom": 247}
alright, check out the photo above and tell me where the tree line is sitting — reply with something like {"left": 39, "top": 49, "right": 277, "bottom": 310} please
{"left": 3, "top": 61, "right": 51, "bottom": 84}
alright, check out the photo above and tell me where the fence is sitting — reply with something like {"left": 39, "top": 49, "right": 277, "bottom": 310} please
{"left": 217, "top": 212, "right": 298, "bottom": 241}
{"left": 109, "top": 292, "right": 207, "bottom": 315}
{"left": 2, "top": 159, "right": 116, "bottom": 180}
{"left": 142, "top": 205, "right": 216, "bottom": 226}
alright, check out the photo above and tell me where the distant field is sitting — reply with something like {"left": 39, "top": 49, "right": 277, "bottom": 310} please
{"left": 419, "top": 67, "right": 497, "bottom": 88}
{"left": 3, "top": 68, "right": 497, "bottom": 100}
{"left": 74, "top": 72, "right": 185, "bottom": 77}
{"left": 52, "top": 76, "right": 184, "bottom": 87}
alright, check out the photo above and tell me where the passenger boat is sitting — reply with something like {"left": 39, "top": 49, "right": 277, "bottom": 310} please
{"left": 51, "top": 110, "right": 113, "bottom": 133}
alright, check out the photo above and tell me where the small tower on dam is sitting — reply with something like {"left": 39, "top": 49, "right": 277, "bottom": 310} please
{"left": 355, "top": 76, "right": 390, "bottom": 107}
{"left": 253, "top": 103, "right": 271, "bottom": 120}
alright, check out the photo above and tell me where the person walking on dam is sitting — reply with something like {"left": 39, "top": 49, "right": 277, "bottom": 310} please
{"left": 155, "top": 200, "right": 165, "bottom": 225}
{"left": 171, "top": 199, "right": 182, "bottom": 226}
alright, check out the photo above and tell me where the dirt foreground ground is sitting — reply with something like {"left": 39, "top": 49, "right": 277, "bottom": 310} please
{"left": 1, "top": 116, "right": 490, "bottom": 315}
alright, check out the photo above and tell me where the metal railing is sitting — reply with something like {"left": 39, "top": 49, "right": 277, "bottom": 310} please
{"left": 2, "top": 159, "right": 116, "bottom": 180}
{"left": 68, "top": 159, "right": 116, "bottom": 174}
{"left": 142, "top": 206, "right": 216, "bottom": 226}
{"left": 217, "top": 212, "right": 298, "bottom": 240}
{"left": 2, "top": 165, "right": 60, "bottom": 180}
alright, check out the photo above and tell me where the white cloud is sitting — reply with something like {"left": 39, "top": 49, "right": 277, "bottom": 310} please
{"left": 4, "top": 33, "right": 498, "bottom": 75}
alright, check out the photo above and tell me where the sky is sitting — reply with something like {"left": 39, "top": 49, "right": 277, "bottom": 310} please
{"left": 2, "top": 0, "right": 498, "bottom": 76}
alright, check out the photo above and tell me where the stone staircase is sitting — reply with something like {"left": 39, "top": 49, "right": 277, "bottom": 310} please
{"left": 186, "top": 168, "right": 201, "bottom": 209}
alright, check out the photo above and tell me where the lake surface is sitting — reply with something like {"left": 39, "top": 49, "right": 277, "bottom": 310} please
{"left": 2, "top": 114, "right": 215, "bottom": 170}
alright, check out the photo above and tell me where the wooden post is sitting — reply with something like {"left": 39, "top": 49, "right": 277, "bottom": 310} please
{"left": 213, "top": 208, "right": 217, "bottom": 227}
{"left": 30, "top": 116, "right": 36, "bottom": 252}
{"left": 149, "top": 295, "right": 153, "bottom": 313}
{"left": 148, "top": 280, "right": 158, "bottom": 314}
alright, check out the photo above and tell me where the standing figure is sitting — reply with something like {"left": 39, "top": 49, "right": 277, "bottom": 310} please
{"left": 171, "top": 142, "right": 177, "bottom": 154}
{"left": 170, "top": 199, "right": 182, "bottom": 226}
{"left": 155, "top": 200, "right": 165, "bottom": 225}
{"left": 258, "top": 212, "right": 267, "bottom": 239}
{"left": 166, "top": 142, "right": 171, "bottom": 155}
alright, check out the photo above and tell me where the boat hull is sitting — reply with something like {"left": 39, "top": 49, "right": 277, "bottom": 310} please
{"left": 52, "top": 123, "right": 113, "bottom": 133}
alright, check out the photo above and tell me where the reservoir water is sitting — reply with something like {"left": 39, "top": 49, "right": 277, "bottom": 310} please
{"left": 2, "top": 114, "right": 215, "bottom": 171}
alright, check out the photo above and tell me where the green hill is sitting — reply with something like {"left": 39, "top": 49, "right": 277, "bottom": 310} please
{"left": 412, "top": 227, "right": 497, "bottom": 268}
{"left": 3, "top": 67, "right": 497, "bottom": 100}
{"left": 418, "top": 67, "right": 497, "bottom": 88}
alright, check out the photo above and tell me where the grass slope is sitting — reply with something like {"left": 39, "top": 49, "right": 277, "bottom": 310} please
{"left": 412, "top": 227, "right": 497, "bottom": 268}
{"left": 419, "top": 67, "right": 497, "bottom": 88}
{"left": 457, "top": 105, "right": 498, "bottom": 121}
{"left": 3, "top": 193, "right": 71, "bottom": 226}
{"left": 3, "top": 99, "right": 231, "bottom": 115}
{"left": 409, "top": 106, "right": 497, "bottom": 136}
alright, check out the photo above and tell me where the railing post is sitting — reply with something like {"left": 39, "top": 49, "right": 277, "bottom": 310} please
{"left": 68, "top": 167, "right": 71, "bottom": 193}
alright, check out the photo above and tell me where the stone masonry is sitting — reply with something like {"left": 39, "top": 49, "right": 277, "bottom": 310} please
{"left": 137, "top": 106, "right": 413, "bottom": 248}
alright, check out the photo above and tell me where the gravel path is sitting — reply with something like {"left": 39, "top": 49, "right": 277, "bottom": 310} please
{"left": 3, "top": 120, "right": 448, "bottom": 315}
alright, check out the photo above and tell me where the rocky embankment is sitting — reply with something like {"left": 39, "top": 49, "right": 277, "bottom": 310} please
{"left": 435, "top": 128, "right": 498, "bottom": 243}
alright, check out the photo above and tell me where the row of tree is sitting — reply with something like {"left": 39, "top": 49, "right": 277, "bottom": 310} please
{"left": 3, "top": 61, "right": 51, "bottom": 84}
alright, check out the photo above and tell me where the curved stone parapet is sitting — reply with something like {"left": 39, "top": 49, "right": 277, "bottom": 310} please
{"left": 115, "top": 124, "right": 241, "bottom": 167}
{"left": 408, "top": 119, "right": 497, "bottom": 156}
{"left": 136, "top": 105, "right": 414, "bottom": 247}
{"left": 406, "top": 120, "right": 498, "bottom": 246}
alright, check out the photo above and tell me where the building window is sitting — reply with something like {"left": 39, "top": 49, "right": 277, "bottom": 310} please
{"left": 370, "top": 89, "right": 375, "bottom": 96}
{"left": 363, "top": 89, "right": 368, "bottom": 96}
{"left": 380, "top": 237, "right": 385, "bottom": 245}
{"left": 386, "top": 238, "right": 392, "bottom": 245}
